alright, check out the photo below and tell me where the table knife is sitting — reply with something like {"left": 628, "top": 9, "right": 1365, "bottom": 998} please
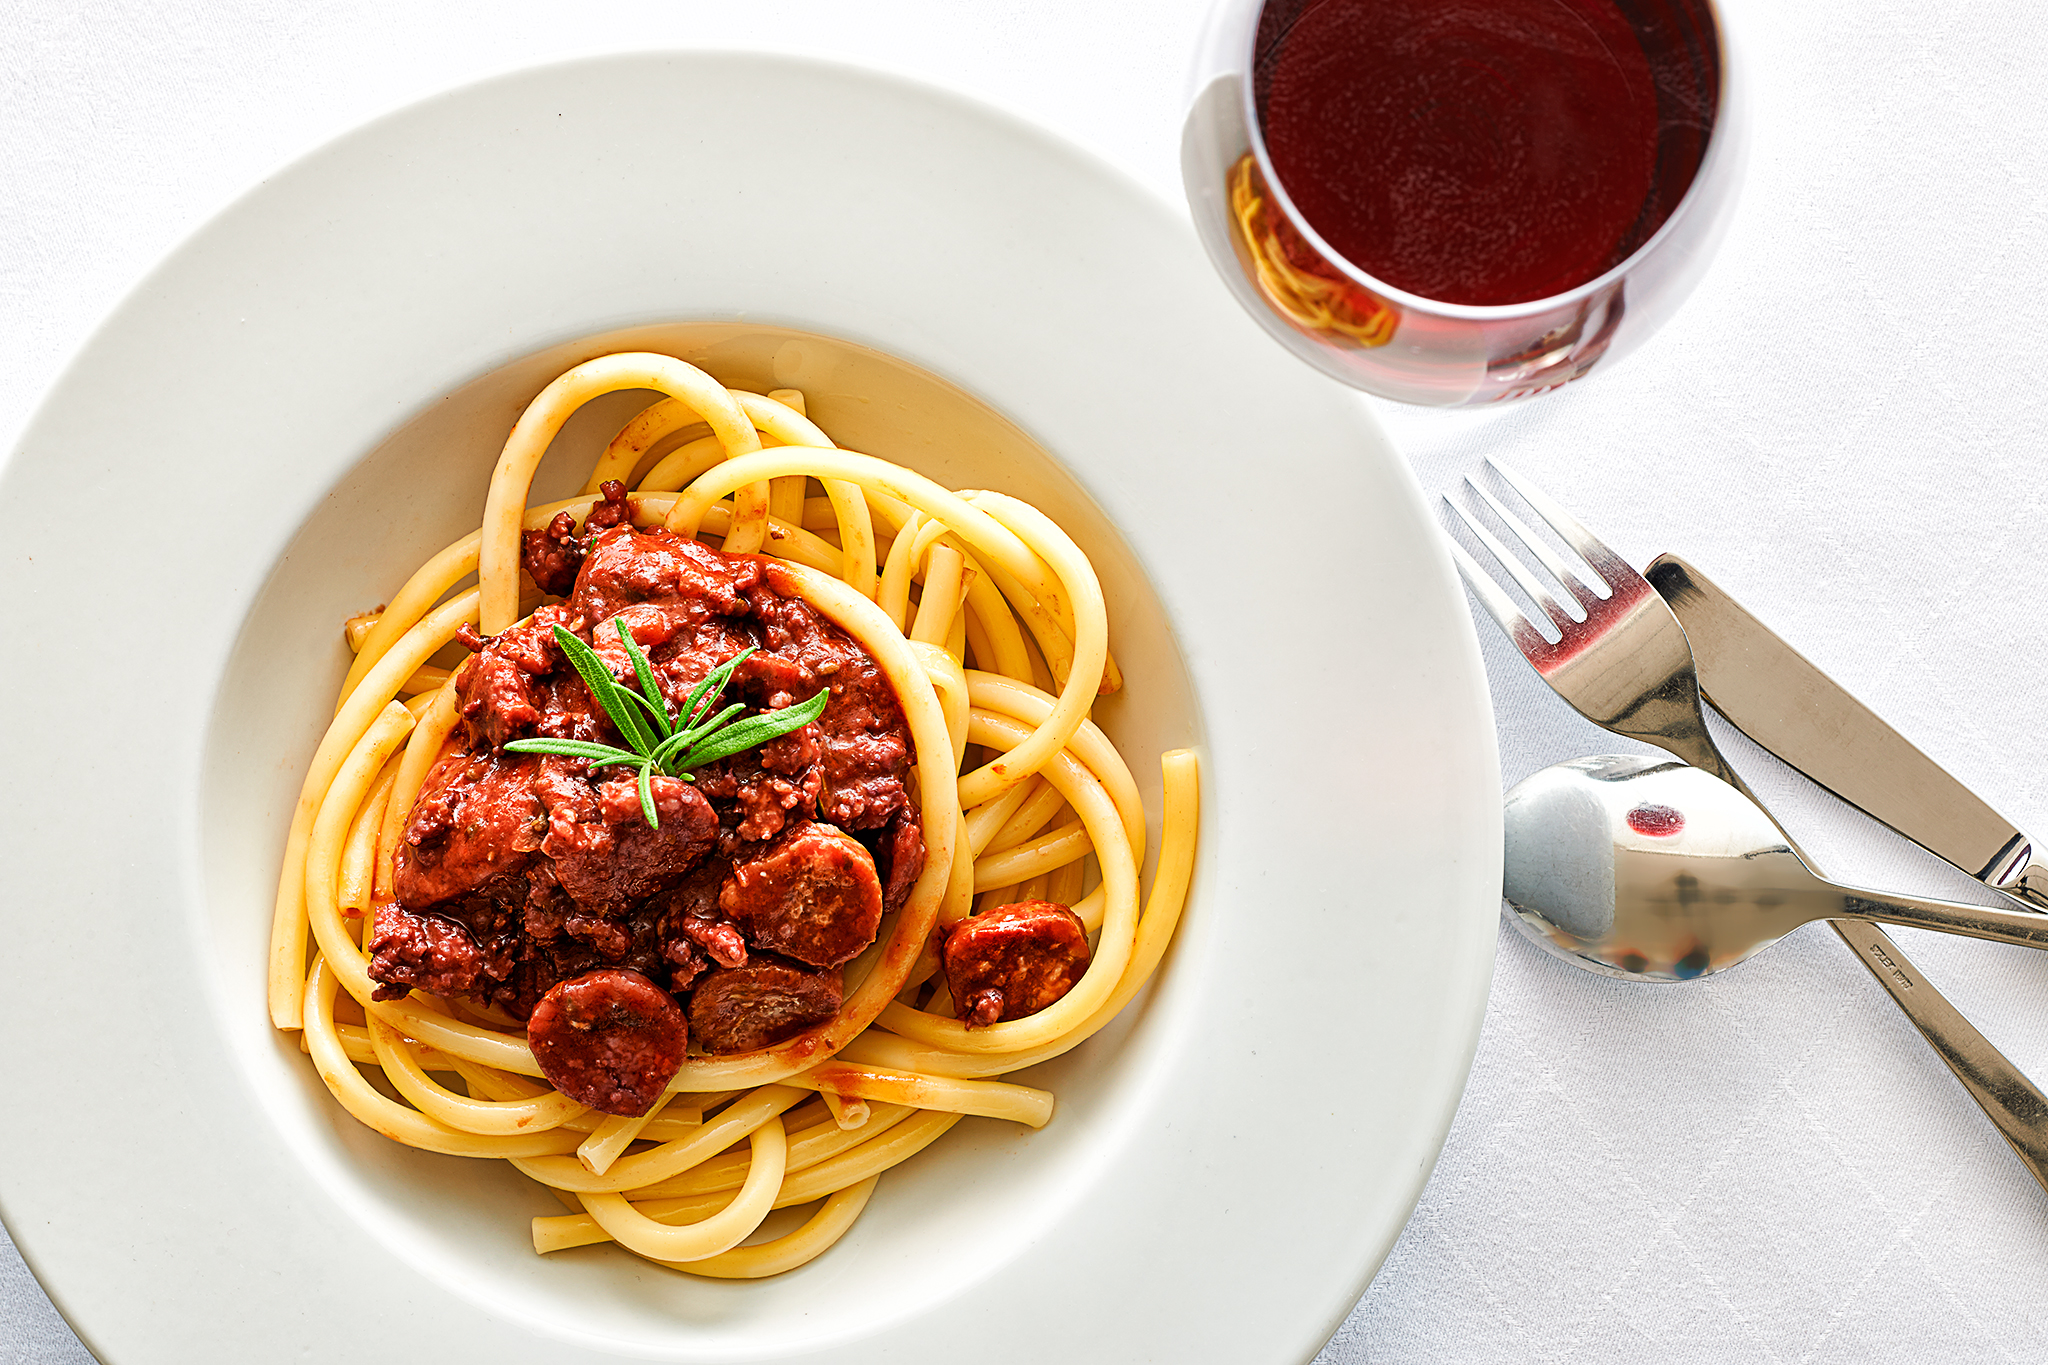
{"left": 1646, "top": 553, "right": 2048, "bottom": 1194}
{"left": 1646, "top": 554, "right": 2048, "bottom": 910}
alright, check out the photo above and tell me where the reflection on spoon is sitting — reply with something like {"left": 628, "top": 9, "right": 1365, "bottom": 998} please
{"left": 1503, "top": 755, "right": 2048, "bottom": 982}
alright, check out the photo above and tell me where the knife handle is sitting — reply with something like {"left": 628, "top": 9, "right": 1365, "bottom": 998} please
{"left": 1827, "top": 918, "right": 2048, "bottom": 1194}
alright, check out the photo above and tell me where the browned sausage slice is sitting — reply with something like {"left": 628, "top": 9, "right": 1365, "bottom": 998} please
{"left": 718, "top": 821, "right": 883, "bottom": 968}
{"left": 527, "top": 969, "right": 688, "bottom": 1116}
{"left": 943, "top": 900, "right": 1092, "bottom": 1028}
{"left": 688, "top": 955, "right": 842, "bottom": 1055}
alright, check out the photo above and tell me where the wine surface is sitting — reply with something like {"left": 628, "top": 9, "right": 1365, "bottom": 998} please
{"left": 1254, "top": 0, "right": 1710, "bottom": 306}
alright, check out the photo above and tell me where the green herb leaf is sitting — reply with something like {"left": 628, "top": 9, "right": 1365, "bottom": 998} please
{"left": 647, "top": 728, "right": 695, "bottom": 771}
{"left": 583, "top": 753, "right": 655, "bottom": 773}
{"left": 614, "top": 686, "right": 673, "bottom": 733}
{"left": 501, "top": 634, "right": 826, "bottom": 830}
{"left": 670, "top": 687, "right": 830, "bottom": 772}
{"left": 550, "top": 625, "right": 657, "bottom": 757}
{"left": 647, "top": 700, "right": 745, "bottom": 770}
{"left": 677, "top": 701, "right": 749, "bottom": 747}
{"left": 678, "top": 647, "right": 756, "bottom": 731}
{"left": 637, "top": 761, "right": 659, "bottom": 829}
{"left": 503, "top": 737, "right": 644, "bottom": 764}
{"left": 614, "top": 618, "right": 673, "bottom": 740}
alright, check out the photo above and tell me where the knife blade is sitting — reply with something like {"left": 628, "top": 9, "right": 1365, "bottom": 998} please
{"left": 1646, "top": 553, "right": 2048, "bottom": 910}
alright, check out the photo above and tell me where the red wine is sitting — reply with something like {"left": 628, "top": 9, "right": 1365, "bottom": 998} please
{"left": 1254, "top": 0, "right": 1716, "bottom": 306}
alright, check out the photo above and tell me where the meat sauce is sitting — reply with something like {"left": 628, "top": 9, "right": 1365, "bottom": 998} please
{"left": 369, "top": 485, "right": 925, "bottom": 1111}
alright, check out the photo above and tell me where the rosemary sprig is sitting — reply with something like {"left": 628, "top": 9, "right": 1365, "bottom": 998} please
{"left": 503, "top": 620, "right": 829, "bottom": 828}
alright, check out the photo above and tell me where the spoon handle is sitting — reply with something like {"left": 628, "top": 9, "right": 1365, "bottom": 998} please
{"left": 1830, "top": 887, "right": 2048, "bottom": 950}
{"left": 1826, "top": 918, "right": 2048, "bottom": 1190}
{"left": 1673, "top": 745, "right": 2048, "bottom": 1190}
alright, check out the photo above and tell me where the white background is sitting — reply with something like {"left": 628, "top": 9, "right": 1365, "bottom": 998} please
{"left": 6, "top": 1, "right": 2048, "bottom": 1361}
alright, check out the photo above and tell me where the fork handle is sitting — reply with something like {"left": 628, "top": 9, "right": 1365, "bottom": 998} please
{"left": 1826, "top": 918, "right": 2048, "bottom": 1192}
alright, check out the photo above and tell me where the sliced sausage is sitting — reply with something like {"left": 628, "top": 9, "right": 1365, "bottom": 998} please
{"left": 688, "top": 955, "right": 842, "bottom": 1055}
{"left": 527, "top": 969, "right": 688, "bottom": 1116}
{"left": 943, "top": 900, "right": 1092, "bottom": 1028}
{"left": 718, "top": 821, "right": 883, "bottom": 968}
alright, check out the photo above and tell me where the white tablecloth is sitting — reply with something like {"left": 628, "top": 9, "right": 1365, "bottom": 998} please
{"left": 7, "top": 1, "right": 2048, "bottom": 1360}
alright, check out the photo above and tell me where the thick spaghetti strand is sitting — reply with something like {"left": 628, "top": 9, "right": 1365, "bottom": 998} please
{"left": 576, "top": 1116, "right": 788, "bottom": 1261}
{"left": 658, "top": 1178, "right": 880, "bottom": 1278}
{"left": 479, "top": 353, "right": 765, "bottom": 633}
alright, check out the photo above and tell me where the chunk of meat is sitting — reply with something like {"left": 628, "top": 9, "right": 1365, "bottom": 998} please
{"left": 455, "top": 605, "right": 579, "bottom": 749}
{"left": 756, "top": 719, "right": 821, "bottom": 774}
{"left": 688, "top": 955, "right": 842, "bottom": 1055}
{"left": 645, "top": 862, "right": 738, "bottom": 989}
{"left": 526, "top": 969, "right": 688, "bottom": 1116}
{"left": 367, "top": 901, "right": 501, "bottom": 1001}
{"left": 392, "top": 752, "right": 542, "bottom": 908}
{"left": 583, "top": 479, "right": 637, "bottom": 536}
{"left": 521, "top": 511, "right": 585, "bottom": 598}
{"left": 943, "top": 900, "right": 1092, "bottom": 1028}
{"left": 521, "top": 481, "right": 636, "bottom": 597}
{"left": 877, "top": 809, "right": 926, "bottom": 911}
{"left": 719, "top": 821, "right": 883, "bottom": 968}
{"left": 568, "top": 524, "right": 757, "bottom": 629}
{"left": 680, "top": 915, "right": 748, "bottom": 968}
{"left": 587, "top": 602, "right": 684, "bottom": 680}
{"left": 734, "top": 756, "right": 823, "bottom": 842}
{"left": 534, "top": 762, "right": 719, "bottom": 914}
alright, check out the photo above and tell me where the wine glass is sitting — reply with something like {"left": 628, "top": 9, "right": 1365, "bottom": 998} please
{"left": 1182, "top": 0, "right": 1745, "bottom": 407}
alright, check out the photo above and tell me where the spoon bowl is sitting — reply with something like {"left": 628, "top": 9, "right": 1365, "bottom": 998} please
{"left": 1504, "top": 755, "right": 2048, "bottom": 980}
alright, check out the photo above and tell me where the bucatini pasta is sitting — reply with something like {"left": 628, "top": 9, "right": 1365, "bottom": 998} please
{"left": 267, "top": 350, "right": 1199, "bottom": 1276}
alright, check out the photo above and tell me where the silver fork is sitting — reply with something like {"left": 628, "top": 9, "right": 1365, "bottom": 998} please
{"left": 1446, "top": 456, "right": 2048, "bottom": 1194}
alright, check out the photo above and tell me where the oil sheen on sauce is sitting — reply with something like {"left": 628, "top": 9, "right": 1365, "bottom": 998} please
{"left": 1254, "top": 0, "right": 1685, "bottom": 307}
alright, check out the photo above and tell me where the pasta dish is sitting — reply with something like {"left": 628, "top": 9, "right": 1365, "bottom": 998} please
{"left": 264, "top": 349, "right": 1200, "bottom": 1278}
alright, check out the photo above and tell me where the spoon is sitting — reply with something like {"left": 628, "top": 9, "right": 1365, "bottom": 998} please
{"left": 1504, "top": 754, "right": 2048, "bottom": 981}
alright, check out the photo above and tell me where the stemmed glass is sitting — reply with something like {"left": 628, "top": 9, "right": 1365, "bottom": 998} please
{"left": 1182, "top": 0, "right": 1745, "bottom": 407}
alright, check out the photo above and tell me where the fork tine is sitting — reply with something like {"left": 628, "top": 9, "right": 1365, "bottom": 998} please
{"left": 1441, "top": 503, "right": 1554, "bottom": 650}
{"left": 1484, "top": 457, "right": 1636, "bottom": 586}
{"left": 1465, "top": 480, "right": 1607, "bottom": 609}
{"left": 1445, "top": 489, "right": 1580, "bottom": 631}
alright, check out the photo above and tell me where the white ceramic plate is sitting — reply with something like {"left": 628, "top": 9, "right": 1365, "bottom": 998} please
{"left": 0, "top": 52, "right": 1499, "bottom": 1365}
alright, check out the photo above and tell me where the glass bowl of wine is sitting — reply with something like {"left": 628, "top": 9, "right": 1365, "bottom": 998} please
{"left": 1183, "top": 0, "right": 1744, "bottom": 406}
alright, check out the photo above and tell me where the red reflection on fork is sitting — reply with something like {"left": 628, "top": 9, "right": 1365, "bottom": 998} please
{"left": 1441, "top": 458, "right": 1715, "bottom": 756}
